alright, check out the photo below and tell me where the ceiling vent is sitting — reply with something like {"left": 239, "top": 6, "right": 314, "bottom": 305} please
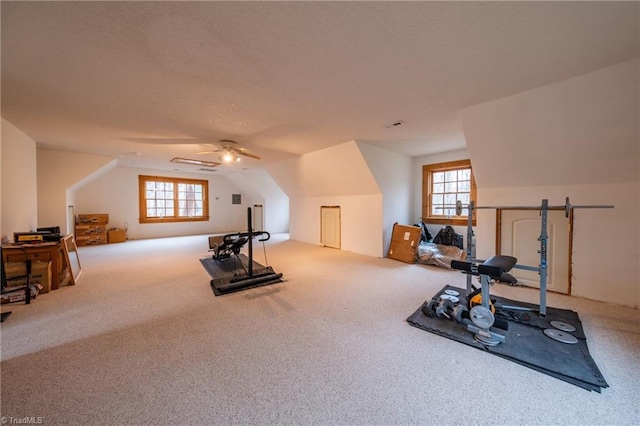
{"left": 384, "top": 120, "right": 405, "bottom": 129}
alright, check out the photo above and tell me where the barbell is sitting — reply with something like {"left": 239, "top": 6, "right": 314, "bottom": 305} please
{"left": 455, "top": 196, "right": 614, "bottom": 217}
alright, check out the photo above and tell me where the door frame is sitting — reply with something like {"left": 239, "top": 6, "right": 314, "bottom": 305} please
{"left": 320, "top": 205, "right": 341, "bottom": 249}
{"left": 253, "top": 204, "right": 264, "bottom": 232}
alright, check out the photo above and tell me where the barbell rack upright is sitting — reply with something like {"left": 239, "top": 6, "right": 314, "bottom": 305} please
{"left": 539, "top": 199, "right": 549, "bottom": 317}
{"left": 461, "top": 197, "right": 613, "bottom": 318}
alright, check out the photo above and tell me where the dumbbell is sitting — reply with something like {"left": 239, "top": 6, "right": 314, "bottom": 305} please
{"left": 422, "top": 299, "right": 439, "bottom": 317}
{"left": 453, "top": 304, "right": 469, "bottom": 323}
{"left": 422, "top": 298, "right": 467, "bottom": 322}
{"left": 435, "top": 298, "right": 455, "bottom": 319}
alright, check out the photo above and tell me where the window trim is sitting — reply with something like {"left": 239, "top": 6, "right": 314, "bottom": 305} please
{"left": 422, "top": 159, "right": 476, "bottom": 226}
{"left": 138, "top": 175, "right": 209, "bottom": 224}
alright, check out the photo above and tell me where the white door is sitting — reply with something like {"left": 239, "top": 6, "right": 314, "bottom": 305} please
{"left": 321, "top": 206, "right": 341, "bottom": 249}
{"left": 499, "top": 209, "right": 571, "bottom": 294}
{"left": 253, "top": 204, "right": 264, "bottom": 232}
{"left": 67, "top": 205, "right": 76, "bottom": 236}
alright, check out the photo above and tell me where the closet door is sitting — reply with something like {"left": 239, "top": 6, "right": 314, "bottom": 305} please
{"left": 320, "top": 206, "right": 341, "bottom": 249}
{"left": 499, "top": 209, "right": 571, "bottom": 294}
{"left": 253, "top": 204, "right": 264, "bottom": 232}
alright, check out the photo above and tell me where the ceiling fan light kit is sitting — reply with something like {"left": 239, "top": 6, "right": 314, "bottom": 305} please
{"left": 197, "top": 140, "right": 262, "bottom": 163}
{"left": 220, "top": 150, "right": 241, "bottom": 164}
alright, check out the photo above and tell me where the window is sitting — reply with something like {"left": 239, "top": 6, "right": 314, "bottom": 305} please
{"left": 422, "top": 159, "right": 476, "bottom": 226}
{"left": 138, "top": 175, "right": 209, "bottom": 223}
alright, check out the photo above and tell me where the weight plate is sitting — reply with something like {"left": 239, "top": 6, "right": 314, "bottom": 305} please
{"left": 439, "top": 294, "right": 459, "bottom": 303}
{"left": 544, "top": 328, "right": 579, "bottom": 344}
{"left": 470, "top": 305, "right": 495, "bottom": 329}
{"left": 421, "top": 304, "right": 431, "bottom": 316}
{"left": 550, "top": 320, "right": 576, "bottom": 332}
{"left": 444, "top": 289, "right": 460, "bottom": 297}
{"left": 474, "top": 333, "right": 501, "bottom": 347}
{"left": 454, "top": 305, "right": 468, "bottom": 322}
{"left": 423, "top": 300, "right": 438, "bottom": 316}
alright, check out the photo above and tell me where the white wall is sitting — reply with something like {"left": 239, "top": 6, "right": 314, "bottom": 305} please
{"left": 37, "top": 148, "right": 115, "bottom": 234}
{"left": 1, "top": 118, "right": 38, "bottom": 238}
{"left": 460, "top": 59, "right": 638, "bottom": 188}
{"left": 267, "top": 141, "right": 384, "bottom": 256}
{"left": 290, "top": 194, "right": 383, "bottom": 257}
{"left": 459, "top": 59, "right": 639, "bottom": 308}
{"left": 73, "top": 166, "right": 251, "bottom": 239}
{"left": 226, "top": 171, "right": 289, "bottom": 233}
{"left": 357, "top": 142, "right": 413, "bottom": 256}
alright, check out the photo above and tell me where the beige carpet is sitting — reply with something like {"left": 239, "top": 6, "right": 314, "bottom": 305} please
{"left": 1, "top": 234, "right": 639, "bottom": 425}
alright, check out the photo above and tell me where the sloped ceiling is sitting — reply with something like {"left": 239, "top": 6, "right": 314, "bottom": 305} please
{"left": 460, "top": 59, "right": 639, "bottom": 188}
{"left": 1, "top": 1, "right": 638, "bottom": 175}
{"left": 265, "top": 141, "right": 380, "bottom": 198}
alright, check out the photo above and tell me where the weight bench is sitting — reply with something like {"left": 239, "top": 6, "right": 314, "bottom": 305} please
{"left": 451, "top": 256, "right": 518, "bottom": 285}
{"left": 450, "top": 255, "right": 517, "bottom": 346}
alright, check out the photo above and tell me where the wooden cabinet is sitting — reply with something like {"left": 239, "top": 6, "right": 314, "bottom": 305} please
{"left": 2, "top": 242, "right": 66, "bottom": 290}
{"left": 75, "top": 224, "right": 108, "bottom": 246}
{"left": 75, "top": 214, "right": 109, "bottom": 246}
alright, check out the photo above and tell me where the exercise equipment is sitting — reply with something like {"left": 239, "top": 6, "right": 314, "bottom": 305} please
{"left": 550, "top": 320, "right": 576, "bottom": 333}
{"left": 544, "top": 328, "right": 579, "bottom": 344}
{"left": 455, "top": 196, "right": 613, "bottom": 218}
{"left": 422, "top": 296, "right": 460, "bottom": 321}
{"left": 407, "top": 285, "right": 609, "bottom": 392}
{"left": 204, "top": 207, "right": 283, "bottom": 295}
{"left": 543, "top": 320, "right": 579, "bottom": 345}
{"left": 455, "top": 197, "right": 613, "bottom": 317}
{"left": 450, "top": 255, "right": 517, "bottom": 346}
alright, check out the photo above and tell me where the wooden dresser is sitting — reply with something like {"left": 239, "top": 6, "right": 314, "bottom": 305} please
{"left": 75, "top": 213, "right": 109, "bottom": 246}
{"left": 2, "top": 241, "right": 67, "bottom": 290}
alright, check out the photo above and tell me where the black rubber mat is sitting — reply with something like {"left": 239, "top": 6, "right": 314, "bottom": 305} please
{"left": 200, "top": 254, "right": 283, "bottom": 296}
{"left": 407, "top": 285, "right": 608, "bottom": 392}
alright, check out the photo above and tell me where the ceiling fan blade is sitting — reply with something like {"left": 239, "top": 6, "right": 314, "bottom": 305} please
{"left": 235, "top": 148, "right": 261, "bottom": 160}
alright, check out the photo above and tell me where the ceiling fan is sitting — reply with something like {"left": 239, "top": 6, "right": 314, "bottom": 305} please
{"left": 197, "top": 140, "right": 261, "bottom": 163}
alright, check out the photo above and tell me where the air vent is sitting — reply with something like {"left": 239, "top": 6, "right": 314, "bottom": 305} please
{"left": 199, "top": 168, "right": 218, "bottom": 173}
{"left": 385, "top": 120, "right": 405, "bottom": 128}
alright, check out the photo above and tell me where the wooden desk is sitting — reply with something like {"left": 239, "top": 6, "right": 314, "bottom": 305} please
{"left": 2, "top": 242, "right": 66, "bottom": 290}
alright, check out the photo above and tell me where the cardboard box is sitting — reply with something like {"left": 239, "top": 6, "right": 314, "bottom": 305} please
{"left": 76, "top": 214, "right": 109, "bottom": 225}
{"left": 4, "top": 261, "right": 52, "bottom": 294}
{"left": 108, "top": 229, "right": 126, "bottom": 243}
{"left": 388, "top": 223, "right": 422, "bottom": 264}
{"left": 1, "top": 284, "right": 43, "bottom": 304}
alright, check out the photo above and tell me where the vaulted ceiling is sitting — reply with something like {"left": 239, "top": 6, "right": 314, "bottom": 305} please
{"left": 2, "top": 1, "right": 638, "bottom": 174}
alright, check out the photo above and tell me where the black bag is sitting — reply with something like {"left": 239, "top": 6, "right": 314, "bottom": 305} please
{"left": 432, "top": 225, "right": 464, "bottom": 249}
{"left": 413, "top": 222, "right": 433, "bottom": 242}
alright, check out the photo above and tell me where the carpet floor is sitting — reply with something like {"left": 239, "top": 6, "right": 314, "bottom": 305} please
{"left": 1, "top": 234, "right": 639, "bottom": 425}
